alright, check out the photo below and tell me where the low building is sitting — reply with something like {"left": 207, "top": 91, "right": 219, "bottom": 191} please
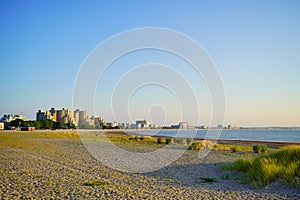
{"left": 217, "top": 124, "right": 223, "bottom": 129}
{"left": 178, "top": 122, "right": 189, "bottom": 129}
{"left": 227, "top": 124, "right": 234, "bottom": 129}
{"left": 0, "top": 122, "right": 4, "bottom": 130}
{"left": 130, "top": 124, "right": 137, "bottom": 129}
{"left": 149, "top": 124, "right": 159, "bottom": 129}
{"left": 136, "top": 119, "right": 149, "bottom": 129}
{"left": 1, "top": 114, "right": 27, "bottom": 122}
{"left": 107, "top": 122, "right": 118, "bottom": 128}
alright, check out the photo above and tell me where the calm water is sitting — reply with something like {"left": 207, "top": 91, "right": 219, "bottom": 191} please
{"left": 136, "top": 129, "right": 300, "bottom": 143}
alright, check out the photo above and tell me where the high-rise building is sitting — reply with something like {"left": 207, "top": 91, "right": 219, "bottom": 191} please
{"left": 36, "top": 108, "right": 106, "bottom": 128}
{"left": 56, "top": 108, "right": 74, "bottom": 124}
{"left": 79, "top": 110, "right": 88, "bottom": 126}
{"left": 73, "top": 109, "right": 80, "bottom": 126}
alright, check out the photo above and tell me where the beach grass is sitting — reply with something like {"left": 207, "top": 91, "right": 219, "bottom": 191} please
{"left": 222, "top": 145, "right": 300, "bottom": 188}
{"left": 83, "top": 180, "right": 108, "bottom": 186}
{"left": 200, "top": 177, "right": 218, "bottom": 183}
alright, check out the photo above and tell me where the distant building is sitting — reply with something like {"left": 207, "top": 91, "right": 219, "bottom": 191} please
{"left": 56, "top": 108, "right": 74, "bottom": 124}
{"left": 94, "top": 117, "right": 106, "bottom": 127}
{"left": 136, "top": 119, "right": 149, "bottom": 129}
{"left": 195, "top": 125, "right": 208, "bottom": 129}
{"left": 118, "top": 123, "right": 130, "bottom": 129}
{"left": 0, "top": 122, "right": 4, "bottom": 130}
{"left": 73, "top": 109, "right": 80, "bottom": 126}
{"left": 36, "top": 110, "right": 46, "bottom": 121}
{"left": 227, "top": 124, "right": 234, "bottom": 129}
{"left": 178, "top": 122, "right": 189, "bottom": 129}
{"left": 149, "top": 124, "right": 159, "bottom": 129}
{"left": 36, "top": 110, "right": 56, "bottom": 121}
{"left": 78, "top": 110, "right": 89, "bottom": 126}
{"left": 37, "top": 108, "right": 74, "bottom": 124}
{"left": 217, "top": 124, "right": 223, "bottom": 129}
{"left": 170, "top": 122, "right": 189, "bottom": 129}
{"left": 1, "top": 114, "right": 27, "bottom": 122}
{"left": 36, "top": 107, "right": 107, "bottom": 128}
{"left": 130, "top": 124, "right": 137, "bottom": 129}
{"left": 171, "top": 124, "right": 179, "bottom": 129}
{"left": 89, "top": 116, "right": 95, "bottom": 126}
{"left": 107, "top": 122, "right": 118, "bottom": 128}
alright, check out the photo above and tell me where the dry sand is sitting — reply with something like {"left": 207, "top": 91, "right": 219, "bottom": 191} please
{"left": 0, "top": 131, "right": 299, "bottom": 199}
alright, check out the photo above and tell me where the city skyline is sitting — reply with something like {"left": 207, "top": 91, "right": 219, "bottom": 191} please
{"left": 1, "top": 1, "right": 300, "bottom": 127}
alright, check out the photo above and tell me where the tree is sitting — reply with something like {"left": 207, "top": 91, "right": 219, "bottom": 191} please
{"left": 53, "top": 122, "right": 64, "bottom": 129}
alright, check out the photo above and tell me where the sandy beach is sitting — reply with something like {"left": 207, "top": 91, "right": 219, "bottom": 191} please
{"left": 0, "top": 130, "right": 299, "bottom": 199}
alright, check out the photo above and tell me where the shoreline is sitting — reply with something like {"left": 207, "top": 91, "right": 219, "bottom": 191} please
{"left": 29, "top": 129, "right": 300, "bottom": 147}
{"left": 96, "top": 130, "right": 300, "bottom": 147}
{"left": 3, "top": 129, "right": 299, "bottom": 147}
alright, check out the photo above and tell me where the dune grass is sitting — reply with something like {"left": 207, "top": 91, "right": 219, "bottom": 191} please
{"left": 83, "top": 180, "right": 108, "bottom": 186}
{"left": 200, "top": 177, "right": 217, "bottom": 183}
{"left": 222, "top": 145, "right": 300, "bottom": 188}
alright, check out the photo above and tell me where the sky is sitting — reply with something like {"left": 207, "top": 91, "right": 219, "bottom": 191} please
{"left": 1, "top": 0, "right": 300, "bottom": 126}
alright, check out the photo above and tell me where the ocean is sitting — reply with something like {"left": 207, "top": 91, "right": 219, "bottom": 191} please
{"left": 136, "top": 129, "right": 300, "bottom": 143}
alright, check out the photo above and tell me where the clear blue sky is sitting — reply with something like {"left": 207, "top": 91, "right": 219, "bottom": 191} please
{"left": 1, "top": 0, "right": 299, "bottom": 126}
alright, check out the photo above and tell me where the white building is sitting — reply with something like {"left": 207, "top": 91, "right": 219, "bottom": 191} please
{"left": 0, "top": 122, "right": 4, "bottom": 130}
{"left": 178, "top": 122, "right": 188, "bottom": 129}
{"left": 136, "top": 119, "right": 149, "bottom": 129}
{"left": 1, "top": 114, "right": 27, "bottom": 122}
{"left": 107, "top": 122, "right": 118, "bottom": 128}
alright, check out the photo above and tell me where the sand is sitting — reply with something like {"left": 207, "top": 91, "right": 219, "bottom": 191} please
{"left": 0, "top": 130, "right": 299, "bottom": 199}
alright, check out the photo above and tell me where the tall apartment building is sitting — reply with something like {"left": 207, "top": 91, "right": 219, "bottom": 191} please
{"left": 78, "top": 110, "right": 88, "bottom": 126}
{"left": 73, "top": 109, "right": 80, "bottom": 127}
{"left": 36, "top": 108, "right": 106, "bottom": 128}
{"left": 36, "top": 110, "right": 56, "bottom": 121}
{"left": 56, "top": 108, "right": 74, "bottom": 124}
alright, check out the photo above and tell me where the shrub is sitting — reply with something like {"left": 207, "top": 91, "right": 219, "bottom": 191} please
{"left": 189, "top": 142, "right": 201, "bottom": 150}
{"left": 260, "top": 145, "right": 267, "bottom": 154}
{"left": 186, "top": 138, "right": 193, "bottom": 146}
{"left": 134, "top": 136, "right": 139, "bottom": 142}
{"left": 166, "top": 138, "right": 172, "bottom": 144}
{"left": 189, "top": 140, "right": 213, "bottom": 150}
{"left": 200, "top": 177, "right": 217, "bottom": 183}
{"left": 253, "top": 145, "right": 260, "bottom": 153}
{"left": 232, "top": 146, "right": 237, "bottom": 153}
{"left": 174, "top": 138, "right": 184, "bottom": 144}
{"left": 157, "top": 137, "right": 163, "bottom": 144}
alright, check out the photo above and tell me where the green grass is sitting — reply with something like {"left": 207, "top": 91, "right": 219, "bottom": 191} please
{"left": 200, "top": 177, "right": 217, "bottom": 183}
{"left": 213, "top": 144, "right": 253, "bottom": 153}
{"left": 83, "top": 180, "right": 108, "bottom": 186}
{"left": 222, "top": 145, "right": 300, "bottom": 188}
{"left": 221, "top": 173, "right": 231, "bottom": 180}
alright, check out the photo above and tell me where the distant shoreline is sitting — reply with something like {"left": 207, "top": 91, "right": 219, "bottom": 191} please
{"left": 3, "top": 129, "right": 299, "bottom": 147}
